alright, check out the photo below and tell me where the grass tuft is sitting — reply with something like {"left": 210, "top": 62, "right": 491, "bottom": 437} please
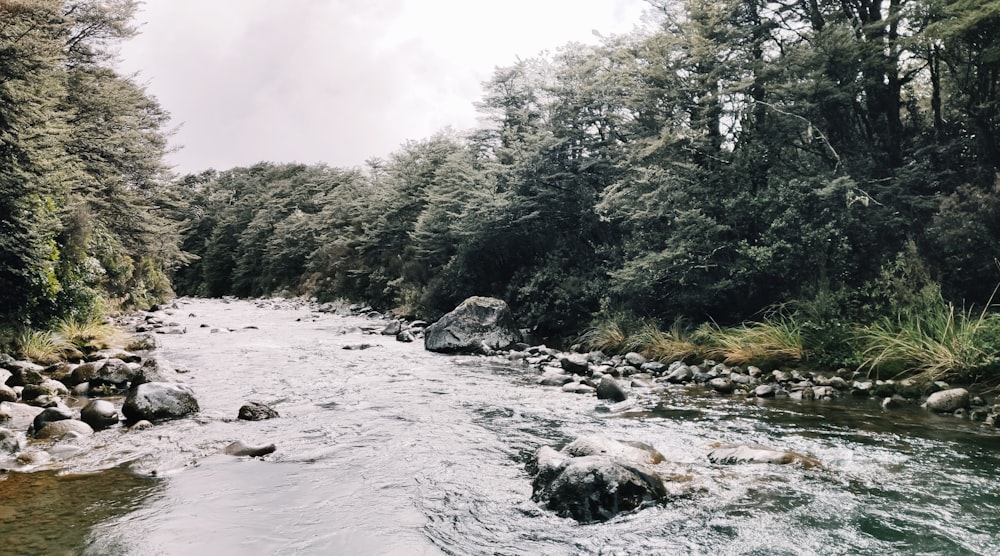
{"left": 16, "top": 329, "right": 73, "bottom": 365}
{"left": 699, "top": 315, "right": 804, "bottom": 367}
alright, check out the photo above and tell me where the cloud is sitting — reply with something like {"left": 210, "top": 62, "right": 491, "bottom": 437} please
{"left": 118, "top": 0, "right": 648, "bottom": 174}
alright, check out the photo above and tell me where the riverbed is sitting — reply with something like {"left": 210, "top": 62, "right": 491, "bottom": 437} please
{"left": 3, "top": 298, "right": 1000, "bottom": 555}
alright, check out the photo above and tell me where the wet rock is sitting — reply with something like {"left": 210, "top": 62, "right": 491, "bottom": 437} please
{"left": 708, "top": 378, "right": 734, "bottom": 393}
{"left": 132, "top": 356, "right": 175, "bottom": 386}
{"left": 923, "top": 388, "right": 970, "bottom": 413}
{"left": 707, "top": 443, "right": 820, "bottom": 467}
{"left": 624, "top": 352, "right": 647, "bottom": 367}
{"left": 596, "top": 377, "right": 628, "bottom": 402}
{"left": 559, "top": 354, "right": 590, "bottom": 375}
{"left": 123, "top": 382, "right": 199, "bottom": 422}
{"left": 881, "top": 395, "right": 908, "bottom": 410}
{"left": 395, "top": 330, "right": 415, "bottom": 343}
{"left": 754, "top": 384, "right": 777, "bottom": 398}
{"left": 32, "top": 407, "right": 74, "bottom": 435}
{"left": 529, "top": 436, "right": 669, "bottom": 522}
{"left": 128, "top": 420, "right": 154, "bottom": 431}
{"left": 237, "top": 401, "right": 279, "bottom": 421}
{"left": 0, "top": 385, "right": 17, "bottom": 403}
{"left": 80, "top": 400, "right": 119, "bottom": 431}
{"left": 562, "top": 382, "right": 596, "bottom": 395}
{"left": 538, "top": 372, "right": 573, "bottom": 387}
{"left": 31, "top": 379, "right": 69, "bottom": 399}
{"left": 0, "top": 427, "right": 22, "bottom": 454}
{"left": 424, "top": 296, "right": 522, "bottom": 354}
{"left": 851, "top": 381, "right": 874, "bottom": 396}
{"left": 222, "top": 440, "right": 276, "bottom": 457}
{"left": 35, "top": 419, "right": 93, "bottom": 440}
{"left": 0, "top": 401, "right": 43, "bottom": 430}
{"left": 6, "top": 361, "right": 45, "bottom": 387}
{"left": 381, "top": 320, "right": 403, "bottom": 336}
{"left": 664, "top": 364, "right": 693, "bottom": 383}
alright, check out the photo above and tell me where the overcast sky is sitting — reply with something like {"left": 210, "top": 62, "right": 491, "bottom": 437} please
{"left": 116, "top": 0, "right": 651, "bottom": 175}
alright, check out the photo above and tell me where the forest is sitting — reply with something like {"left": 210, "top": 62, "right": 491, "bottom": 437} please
{"left": 2, "top": 0, "right": 1000, "bottom": 380}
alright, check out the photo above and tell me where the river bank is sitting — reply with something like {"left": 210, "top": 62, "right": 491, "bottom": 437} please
{"left": 1, "top": 297, "right": 999, "bottom": 554}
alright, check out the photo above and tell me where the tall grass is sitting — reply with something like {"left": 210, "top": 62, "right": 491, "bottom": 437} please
{"left": 56, "top": 316, "right": 120, "bottom": 351}
{"left": 15, "top": 330, "right": 73, "bottom": 365}
{"left": 858, "top": 290, "right": 1000, "bottom": 382}
{"left": 578, "top": 312, "right": 641, "bottom": 354}
{"left": 630, "top": 321, "right": 703, "bottom": 363}
{"left": 699, "top": 315, "right": 804, "bottom": 367}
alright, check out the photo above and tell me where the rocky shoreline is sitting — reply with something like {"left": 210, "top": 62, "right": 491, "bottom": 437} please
{"left": 4, "top": 294, "right": 998, "bottom": 524}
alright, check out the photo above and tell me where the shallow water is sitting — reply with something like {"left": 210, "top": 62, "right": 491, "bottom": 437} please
{"left": 3, "top": 298, "right": 1000, "bottom": 555}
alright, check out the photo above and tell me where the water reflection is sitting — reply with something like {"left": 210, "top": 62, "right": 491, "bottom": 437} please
{"left": 0, "top": 466, "right": 161, "bottom": 556}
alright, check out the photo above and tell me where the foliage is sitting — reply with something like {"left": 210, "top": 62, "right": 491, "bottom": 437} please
{"left": 0, "top": 0, "right": 177, "bottom": 332}
{"left": 698, "top": 315, "right": 805, "bottom": 368}
{"left": 858, "top": 286, "right": 1000, "bottom": 382}
{"left": 15, "top": 329, "right": 73, "bottom": 365}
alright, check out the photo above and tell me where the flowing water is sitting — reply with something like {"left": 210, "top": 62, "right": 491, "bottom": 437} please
{"left": 2, "top": 298, "right": 1000, "bottom": 555}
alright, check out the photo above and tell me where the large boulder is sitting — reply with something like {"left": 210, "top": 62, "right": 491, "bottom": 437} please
{"left": 123, "top": 382, "right": 199, "bottom": 422}
{"left": 529, "top": 436, "right": 670, "bottom": 522}
{"left": 424, "top": 297, "right": 522, "bottom": 354}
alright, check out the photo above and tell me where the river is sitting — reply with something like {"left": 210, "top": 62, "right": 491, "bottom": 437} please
{"left": 2, "top": 297, "right": 999, "bottom": 555}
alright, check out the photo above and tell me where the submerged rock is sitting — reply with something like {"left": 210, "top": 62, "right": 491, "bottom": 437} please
{"left": 529, "top": 436, "right": 670, "bottom": 522}
{"left": 222, "top": 440, "right": 276, "bottom": 457}
{"left": 424, "top": 297, "right": 522, "bottom": 354}
{"left": 707, "top": 443, "right": 821, "bottom": 468}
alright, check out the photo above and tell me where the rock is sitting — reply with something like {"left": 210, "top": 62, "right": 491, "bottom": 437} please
{"left": 132, "top": 356, "right": 175, "bottom": 386}
{"left": 624, "top": 352, "right": 647, "bottom": 367}
{"left": 708, "top": 378, "right": 734, "bottom": 393}
{"left": 222, "top": 440, "right": 276, "bottom": 457}
{"left": 559, "top": 354, "right": 590, "bottom": 375}
{"left": 529, "top": 436, "right": 670, "bottom": 522}
{"left": 381, "top": 320, "right": 403, "bottom": 336}
{"left": 237, "top": 401, "right": 279, "bottom": 421}
{"left": 664, "top": 364, "right": 693, "bottom": 383}
{"left": 562, "top": 382, "right": 596, "bottom": 395}
{"left": 32, "top": 407, "right": 74, "bottom": 435}
{"left": 538, "top": 372, "right": 574, "bottom": 387}
{"left": 0, "top": 427, "right": 22, "bottom": 454}
{"left": 22, "top": 379, "right": 69, "bottom": 401}
{"left": 424, "top": 297, "right": 522, "bottom": 354}
{"left": 122, "top": 382, "right": 199, "bottom": 422}
{"left": 126, "top": 334, "right": 157, "bottom": 351}
{"left": 707, "top": 443, "right": 820, "bottom": 467}
{"left": 596, "top": 377, "right": 628, "bottom": 402}
{"left": 395, "top": 330, "right": 415, "bottom": 343}
{"left": 0, "top": 401, "right": 44, "bottom": 430}
{"left": 6, "top": 361, "right": 45, "bottom": 387}
{"left": 91, "top": 358, "right": 136, "bottom": 387}
{"left": 882, "top": 395, "right": 908, "bottom": 410}
{"left": 128, "top": 420, "right": 154, "bottom": 431}
{"left": 754, "top": 384, "right": 777, "bottom": 398}
{"left": 80, "top": 400, "right": 120, "bottom": 431}
{"left": 0, "top": 368, "right": 10, "bottom": 386}
{"left": 35, "top": 419, "right": 94, "bottom": 440}
{"left": 0, "top": 384, "right": 17, "bottom": 403}
{"left": 924, "top": 388, "right": 970, "bottom": 413}
{"left": 342, "top": 343, "right": 375, "bottom": 350}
